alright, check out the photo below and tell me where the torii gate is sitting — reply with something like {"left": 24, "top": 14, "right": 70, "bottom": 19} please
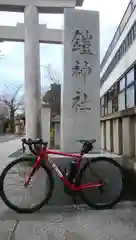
{"left": 0, "top": 0, "right": 84, "bottom": 140}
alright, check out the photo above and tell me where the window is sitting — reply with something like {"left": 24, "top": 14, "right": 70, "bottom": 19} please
{"left": 100, "top": 96, "right": 105, "bottom": 117}
{"left": 126, "top": 35, "right": 129, "bottom": 49}
{"left": 118, "top": 91, "right": 125, "bottom": 111}
{"left": 116, "top": 50, "right": 120, "bottom": 61}
{"left": 132, "top": 25, "right": 135, "bottom": 40}
{"left": 123, "top": 41, "right": 126, "bottom": 53}
{"left": 126, "top": 85, "right": 134, "bottom": 108}
{"left": 104, "top": 93, "right": 108, "bottom": 115}
{"left": 120, "top": 45, "right": 123, "bottom": 58}
{"left": 112, "top": 97, "right": 118, "bottom": 112}
{"left": 101, "top": 63, "right": 136, "bottom": 114}
{"left": 119, "top": 77, "right": 125, "bottom": 91}
{"left": 128, "top": 30, "right": 133, "bottom": 46}
{"left": 118, "top": 49, "right": 121, "bottom": 60}
{"left": 126, "top": 68, "right": 134, "bottom": 86}
{"left": 101, "top": 96, "right": 104, "bottom": 105}
{"left": 100, "top": 21, "right": 136, "bottom": 86}
{"left": 104, "top": 92, "right": 108, "bottom": 106}
{"left": 101, "top": 106, "right": 105, "bottom": 117}
{"left": 105, "top": 106, "right": 108, "bottom": 115}
{"left": 112, "top": 84, "right": 118, "bottom": 112}
{"left": 108, "top": 101, "right": 112, "bottom": 114}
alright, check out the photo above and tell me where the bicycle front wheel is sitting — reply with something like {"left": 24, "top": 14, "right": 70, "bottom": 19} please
{"left": 0, "top": 158, "right": 54, "bottom": 213}
{"left": 79, "top": 157, "right": 124, "bottom": 209}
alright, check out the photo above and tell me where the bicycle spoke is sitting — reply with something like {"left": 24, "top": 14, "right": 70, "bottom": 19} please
{"left": 80, "top": 158, "right": 123, "bottom": 208}
{"left": 3, "top": 161, "right": 49, "bottom": 209}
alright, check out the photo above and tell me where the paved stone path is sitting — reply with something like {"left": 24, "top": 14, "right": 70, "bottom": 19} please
{"left": 0, "top": 138, "right": 22, "bottom": 172}
{"left": 0, "top": 134, "right": 21, "bottom": 143}
{"left": 0, "top": 202, "right": 136, "bottom": 239}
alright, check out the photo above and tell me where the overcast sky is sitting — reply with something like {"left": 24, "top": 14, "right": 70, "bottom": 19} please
{"left": 0, "top": 0, "right": 130, "bottom": 91}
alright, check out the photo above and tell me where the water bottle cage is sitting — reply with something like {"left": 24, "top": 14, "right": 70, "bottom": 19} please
{"left": 62, "top": 161, "right": 78, "bottom": 183}
{"left": 67, "top": 168, "right": 78, "bottom": 183}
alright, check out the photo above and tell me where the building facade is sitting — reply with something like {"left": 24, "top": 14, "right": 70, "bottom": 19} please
{"left": 0, "top": 101, "right": 10, "bottom": 133}
{"left": 100, "top": 0, "right": 136, "bottom": 161}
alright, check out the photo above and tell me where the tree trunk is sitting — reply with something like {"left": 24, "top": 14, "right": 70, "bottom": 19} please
{"left": 10, "top": 108, "right": 15, "bottom": 133}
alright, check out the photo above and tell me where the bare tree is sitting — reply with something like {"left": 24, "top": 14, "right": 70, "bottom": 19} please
{"left": 41, "top": 64, "right": 61, "bottom": 116}
{"left": 43, "top": 64, "right": 61, "bottom": 85}
{"left": 0, "top": 84, "right": 24, "bottom": 133}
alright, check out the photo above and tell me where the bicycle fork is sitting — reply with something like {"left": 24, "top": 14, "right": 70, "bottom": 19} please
{"left": 24, "top": 168, "right": 37, "bottom": 187}
{"left": 24, "top": 156, "right": 42, "bottom": 187}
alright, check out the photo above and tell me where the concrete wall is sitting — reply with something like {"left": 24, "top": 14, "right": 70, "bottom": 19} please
{"left": 61, "top": 9, "right": 100, "bottom": 152}
{"left": 100, "top": 121, "right": 106, "bottom": 149}
{"left": 54, "top": 123, "right": 60, "bottom": 146}
{"left": 105, "top": 120, "right": 113, "bottom": 152}
{"left": 41, "top": 107, "right": 51, "bottom": 147}
{"left": 100, "top": 110, "right": 136, "bottom": 170}
{"left": 113, "top": 119, "right": 122, "bottom": 154}
{"left": 122, "top": 117, "right": 135, "bottom": 157}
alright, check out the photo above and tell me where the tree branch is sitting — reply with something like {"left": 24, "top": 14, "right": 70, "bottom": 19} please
{"left": 12, "top": 84, "right": 23, "bottom": 103}
{"left": 44, "top": 64, "right": 60, "bottom": 85}
{"left": 0, "top": 84, "right": 23, "bottom": 111}
{"left": 1, "top": 95, "right": 11, "bottom": 108}
{"left": 14, "top": 95, "right": 24, "bottom": 111}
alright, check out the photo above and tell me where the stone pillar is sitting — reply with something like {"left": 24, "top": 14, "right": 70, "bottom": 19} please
{"left": 113, "top": 118, "right": 122, "bottom": 154}
{"left": 61, "top": 9, "right": 100, "bottom": 152}
{"left": 100, "top": 121, "right": 106, "bottom": 149}
{"left": 105, "top": 120, "right": 113, "bottom": 152}
{"left": 24, "top": 5, "right": 41, "bottom": 140}
{"left": 15, "top": 120, "right": 20, "bottom": 135}
{"left": 122, "top": 117, "right": 135, "bottom": 157}
{"left": 54, "top": 123, "right": 60, "bottom": 147}
{"left": 41, "top": 104, "right": 51, "bottom": 148}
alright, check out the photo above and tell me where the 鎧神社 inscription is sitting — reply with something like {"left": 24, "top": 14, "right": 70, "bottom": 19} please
{"left": 72, "top": 60, "right": 92, "bottom": 77}
{"left": 72, "top": 90, "right": 91, "bottom": 112}
{"left": 71, "top": 29, "right": 95, "bottom": 55}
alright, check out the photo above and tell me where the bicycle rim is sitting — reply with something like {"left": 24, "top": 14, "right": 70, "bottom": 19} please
{"left": 79, "top": 157, "right": 124, "bottom": 209}
{"left": 0, "top": 158, "right": 54, "bottom": 213}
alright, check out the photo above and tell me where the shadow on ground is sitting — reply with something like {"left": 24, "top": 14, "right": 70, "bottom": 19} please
{"left": 123, "top": 168, "right": 136, "bottom": 201}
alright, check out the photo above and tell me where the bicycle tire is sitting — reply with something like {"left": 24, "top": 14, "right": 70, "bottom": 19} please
{"left": 78, "top": 157, "right": 124, "bottom": 209}
{"left": 0, "top": 157, "right": 54, "bottom": 213}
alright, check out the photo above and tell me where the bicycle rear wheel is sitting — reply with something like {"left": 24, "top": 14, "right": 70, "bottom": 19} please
{"left": 78, "top": 157, "right": 124, "bottom": 209}
{"left": 0, "top": 158, "right": 54, "bottom": 213}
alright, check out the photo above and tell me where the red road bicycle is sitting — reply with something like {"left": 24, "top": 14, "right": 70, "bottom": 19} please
{"left": 0, "top": 138, "right": 124, "bottom": 213}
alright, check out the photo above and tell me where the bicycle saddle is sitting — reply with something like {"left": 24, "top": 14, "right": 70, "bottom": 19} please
{"left": 76, "top": 139, "right": 96, "bottom": 144}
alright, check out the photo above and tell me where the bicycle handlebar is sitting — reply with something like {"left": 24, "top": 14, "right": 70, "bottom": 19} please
{"left": 21, "top": 138, "right": 48, "bottom": 156}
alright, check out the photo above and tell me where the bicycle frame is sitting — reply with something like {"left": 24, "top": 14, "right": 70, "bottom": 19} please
{"left": 25, "top": 147, "right": 104, "bottom": 191}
